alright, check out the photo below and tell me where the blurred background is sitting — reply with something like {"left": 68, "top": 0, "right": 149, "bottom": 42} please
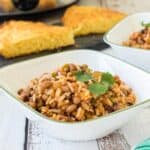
{"left": 1, "top": 0, "right": 150, "bottom": 22}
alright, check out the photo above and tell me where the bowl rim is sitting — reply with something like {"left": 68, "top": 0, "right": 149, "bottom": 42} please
{"left": 103, "top": 12, "right": 150, "bottom": 53}
{"left": 0, "top": 49, "right": 150, "bottom": 125}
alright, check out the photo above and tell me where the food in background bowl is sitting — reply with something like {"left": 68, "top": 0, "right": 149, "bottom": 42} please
{"left": 123, "top": 22, "right": 150, "bottom": 50}
{"left": 103, "top": 13, "right": 150, "bottom": 71}
{"left": 18, "top": 64, "right": 136, "bottom": 122}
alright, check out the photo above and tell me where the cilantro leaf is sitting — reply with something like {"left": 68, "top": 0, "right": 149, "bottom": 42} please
{"left": 141, "top": 21, "right": 150, "bottom": 28}
{"left": 75, "top": 70, "right": 115, "bottom": 97}
{"left": 101, "top": 72, "right": 114, "bottom": 87}
{"left": 75, "top": 71, "right": 92, "bottom": 82}
{"left": 88, "top": 82, "right": 108, "bottom": 96}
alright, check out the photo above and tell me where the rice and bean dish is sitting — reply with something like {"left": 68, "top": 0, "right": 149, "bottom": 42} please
{"left": 18, "top": 64, "right": 136, "bottom": 122}
{"left": 123, "top": 22, "right": 150, "bottom": 50}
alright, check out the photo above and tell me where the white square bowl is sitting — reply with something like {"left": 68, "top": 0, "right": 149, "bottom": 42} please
{"left": 0, "top": 50, "right": 150, "bottom": 141}
{"left": 104, "top": 13, "right": 150, "bottom": 71}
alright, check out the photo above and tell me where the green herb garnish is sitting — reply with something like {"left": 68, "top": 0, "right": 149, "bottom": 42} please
{"left": 88, "top": 82, "right": 108, "bottom": 97}
{"left": 51, "top": 72, "right": 57, "bottom": 77}
{"left": 75, "top": 71, "right": 92, "bottom": 82}
{"left": 101, "top": 72, "right": 115, "bottom": 87}
{"left": 141, "top": 21, "right": 150, "bottom": 28}
{"left": 75, "top": 70, "right": 114, "bottom": 97}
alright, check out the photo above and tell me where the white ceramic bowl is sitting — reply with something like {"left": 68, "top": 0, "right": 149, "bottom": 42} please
{"left": 104, "top": 13, "right": 150, "bottom": 71}
{"left": 0, "top": 50, "right": 150, "bottom": 141}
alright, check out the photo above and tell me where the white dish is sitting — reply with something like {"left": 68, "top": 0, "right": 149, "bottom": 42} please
{"left": 104, "top": 13, "right": 150, "bottom": 71}
{"left": 0, "top": 50, "right": 150, "bottom": 141}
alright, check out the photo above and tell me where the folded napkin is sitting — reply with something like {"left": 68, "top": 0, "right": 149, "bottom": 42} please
{"left": 133, "top": 138, "right": 150, "bottom": 150}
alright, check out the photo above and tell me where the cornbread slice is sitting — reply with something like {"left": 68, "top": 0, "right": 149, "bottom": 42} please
{"left": 0, "top": 21, "right": 75, "bottom": 58}
{"left": 62, "top": 5, "right": 126, "bottom": 36}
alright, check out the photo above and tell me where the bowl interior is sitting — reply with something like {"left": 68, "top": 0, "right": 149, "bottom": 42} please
{"left": 105, "top": 13, "right": 150, "bottom": 45}
{"left": 0, "top": 50, "right": 150, "bottom": 104}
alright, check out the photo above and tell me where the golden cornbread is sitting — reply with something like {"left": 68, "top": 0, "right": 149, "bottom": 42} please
{"left": 0, "top": 21, "right": 75, "bottom": 58}
{"left": 62, "top": 5, "right": 126, "bottom": 36}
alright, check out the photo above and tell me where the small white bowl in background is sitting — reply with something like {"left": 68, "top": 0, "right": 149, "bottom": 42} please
{"left": 0, "top": 50, "right": 150, "bottom": 141}
{"left": 104, "top": 13, "right": 150, "bottom": 71}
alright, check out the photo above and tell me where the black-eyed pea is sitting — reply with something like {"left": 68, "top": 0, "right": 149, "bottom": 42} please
{"left": 66, "top": 104, "right": 77, "bottom": 113}
{"left": 42, "top": 94, "right": 48, "bottom": 100}
{"left": 73, "top": 96, "right": 80, "bottom": 104}
{"left": 69, "top": 64, "right": 77, "bottom": 71}
{"left": 62, "top": 86, "right": 70, "bottom": 92}
{"left": 40, "top": 80, "right": 51, "bottom": 89}
{"left": 18, "top": 89, "right": 30, "bottom": 101}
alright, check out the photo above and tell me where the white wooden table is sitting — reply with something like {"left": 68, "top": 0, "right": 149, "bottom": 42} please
{"left": 0, "top": 0, "right": 150, "bottom": 150}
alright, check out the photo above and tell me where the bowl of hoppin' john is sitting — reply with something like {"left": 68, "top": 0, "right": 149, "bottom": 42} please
{"left": 0, "top": 50, "right": 149, "bottom": 141}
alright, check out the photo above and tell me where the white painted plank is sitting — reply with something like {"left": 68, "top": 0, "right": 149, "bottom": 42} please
{"left": 98, "top": 131, "right": 130, "bottom": 150}
{"left": 27, "top": 121, "right": 99, "bottom": 150}
{"left": 0, "top": 92, "right": 26, "bottom": 150}
{"left": 27, "top": 120, "right": 132, "bottom": 150}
